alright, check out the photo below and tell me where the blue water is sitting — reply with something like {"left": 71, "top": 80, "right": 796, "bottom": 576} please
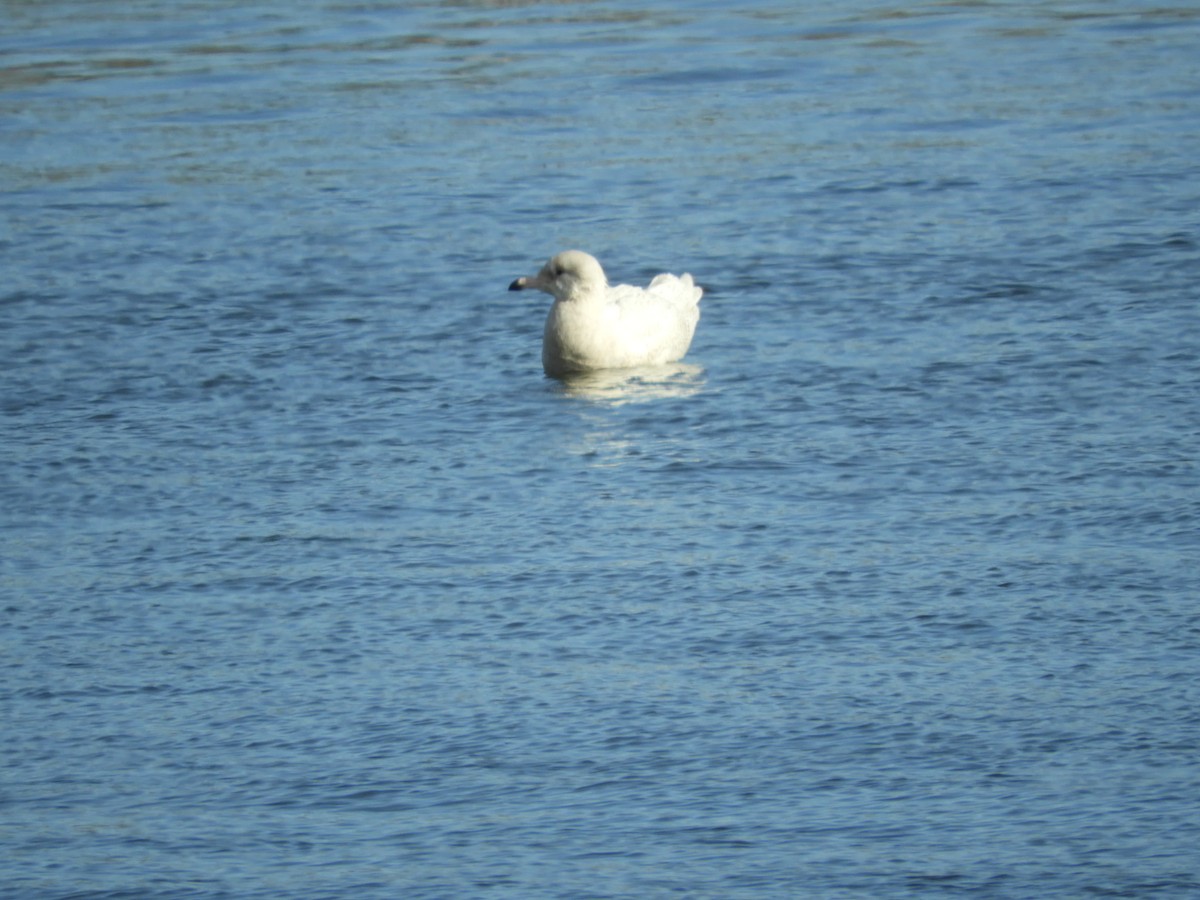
{"left": 3, "top": 2, "right": 1199, "bottom": 897}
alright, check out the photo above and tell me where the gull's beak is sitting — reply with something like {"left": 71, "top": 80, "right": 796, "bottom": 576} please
{"left": 508, "top": 276, "right": 528, "bottom": 291}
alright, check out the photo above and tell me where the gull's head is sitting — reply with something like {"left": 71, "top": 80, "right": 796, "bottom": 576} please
{"left": 508, "top": 250, "right": 607, "bottom": 302}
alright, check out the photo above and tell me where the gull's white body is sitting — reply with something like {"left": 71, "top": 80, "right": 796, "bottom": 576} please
{"left": 509, "top": 250, "right": 702, "bottom": 377}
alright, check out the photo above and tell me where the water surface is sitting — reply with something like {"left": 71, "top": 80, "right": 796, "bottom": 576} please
{"left": 3, "top": 2, "right": 1199, "bottom": 897}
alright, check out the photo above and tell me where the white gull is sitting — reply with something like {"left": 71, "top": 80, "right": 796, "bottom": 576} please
{"left": 508, "top": 250, "right": 702, "bottom": 377}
